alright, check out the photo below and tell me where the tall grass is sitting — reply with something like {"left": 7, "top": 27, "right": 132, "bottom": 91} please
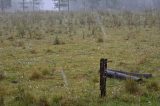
{"left": 0, "top": 10, "right": 159, "bottom": 106}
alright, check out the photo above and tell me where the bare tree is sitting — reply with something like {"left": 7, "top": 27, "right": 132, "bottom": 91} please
{"left": 87, "top": 0, "right": 101, "bottom": 11}
{"left": 0, "top": 0, "right": 4, "bottom": 12}
{"left": 33, "top": 0, "right": 35, "bottom": 11}
{"left": 53, "top": 0, "right": 70, "bottom": 12}
{"left": 32, "top": 0, "right": 42, "bottom": 11}
{"left": 0, "top": 0, "right": 11, "bottom": 12}
{"left": 67, "top": 0, "right": 69, "bottom": 12}
{"left": 82, "top": 0, "right": 86, "bottom": 11}
{"left": 52, "top": 0, "right": 60, "bottom": 11}
{"left": 19, "top": 0, "right": 26, "bottom": 11}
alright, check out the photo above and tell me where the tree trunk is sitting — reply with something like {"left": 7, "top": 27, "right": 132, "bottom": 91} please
{"left": 67, "top": 0, "right": 69, "bottom": 12}
{"left": 22, "top": 0, "right": 25, "bottom": 12}
{"left": 58, "top": 0, "right": 60, "bottom": 11}
{"left": 33, "top": 0, "right": 35, "bottom": 11}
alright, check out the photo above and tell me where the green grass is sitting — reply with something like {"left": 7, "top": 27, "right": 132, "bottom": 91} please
{"left": 0, "top": 11, "right": 160, "bottom": 106}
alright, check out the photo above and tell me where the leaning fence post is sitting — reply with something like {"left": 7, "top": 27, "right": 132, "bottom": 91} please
{"left": 100, "top": 58, "right": 107, "bottom": 97}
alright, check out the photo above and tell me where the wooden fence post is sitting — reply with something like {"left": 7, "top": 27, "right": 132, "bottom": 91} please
{"left": 100, "top": 58, "right": 107, "bottom": 97}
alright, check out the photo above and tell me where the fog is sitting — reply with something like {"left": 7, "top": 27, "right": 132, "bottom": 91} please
{"left": 0, "top": 0, "right": 160, "bottom": 12}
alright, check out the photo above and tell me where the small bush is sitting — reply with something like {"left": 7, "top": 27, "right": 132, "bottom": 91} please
{"left": 147, "top": 81, "right": 159, "bottom": 91}
{"left": 125, "top": 80, "right": 139, "bottom": 94}
{"left": 97, "top": 37, "right": 104, "bottom": 43}
{"left": 30, "top": 71, "right": 42, "bottom": 80}
{"left": 53, "top": 36, "right": 60, "bottom": 45}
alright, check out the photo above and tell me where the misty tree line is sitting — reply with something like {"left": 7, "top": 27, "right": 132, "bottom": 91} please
{"left": 19, "top": 0, "right": 42, "bottom": 11}
{"left": 1, "top": 0, "right": 160, "bottom": 12}
{"left": 0, "top": 0, "right": 42, "bottom": 12}
{"left": 0, "top": 0, "right": 115, "bottom": 12}
{"left": 53, "top": 0, "right": 160, "bottom": 12}
{"left": 52, "top": 0, "right": 119, "bottom": 11}
{"left": 0, "top": 0, "right": 11, "bottom": 12}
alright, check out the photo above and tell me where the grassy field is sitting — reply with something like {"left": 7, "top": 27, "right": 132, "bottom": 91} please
{"left": 0, "top": 11, "right": 160, "bottom": 106}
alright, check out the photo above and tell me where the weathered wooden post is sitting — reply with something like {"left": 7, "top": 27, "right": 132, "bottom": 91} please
{"left": 100, "top": 58, "right": 107, "bottom": 97}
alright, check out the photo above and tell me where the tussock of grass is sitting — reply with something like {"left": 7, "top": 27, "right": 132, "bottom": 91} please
{"left": 42, "top": 69, "right": 51, "bottom": 76}
{"left": 13, "top": 41, "right": 25, "bottom": 47}
{"left": 147, "top": 81, "right": 160, "bottom": 91}
{"left": 0, "top": 86, "right": 6, "bottom": 106}
{"left": 46, "top": 49, "right": 53, "bottom": 53}
{"left": 125, "top": 80, "right": 140, "bottom": 94}
{"left": 15, "top": 86, "right": 37, "bottom": 105}
{"left": 51, "top": 95, "right": 62, "bottom": 106}
{"left": 0, "top": 71, "right": 6, "bottom": 81}
{"left": 38, "top": 96, "right": 49, "bottom": 106}
{"left": 30, "top": 49, "right": 37, "bottom": 54}
{"left": 30, "top": 71, "right": 42, "bottom": 80}
{"left": 91, "top": 76, "right": 99, "bottom": 84}
{"left": 0, "top": 86, "right": 6, "bottom": 97}
{"left": 53, "top": 36, "right": 65, "bottom": 45}
{"left": 0, "top": 96, "right": 4, "bottom": 106}
{"left": 97, "top": 37, "right": 104, "bottom": 43}
{"left": 7, "top": 36, "right": 14, "bottom": 41}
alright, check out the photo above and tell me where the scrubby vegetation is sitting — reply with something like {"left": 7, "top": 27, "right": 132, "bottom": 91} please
{"left": 0, "top": 10, "right": 160, "bottom": 106}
